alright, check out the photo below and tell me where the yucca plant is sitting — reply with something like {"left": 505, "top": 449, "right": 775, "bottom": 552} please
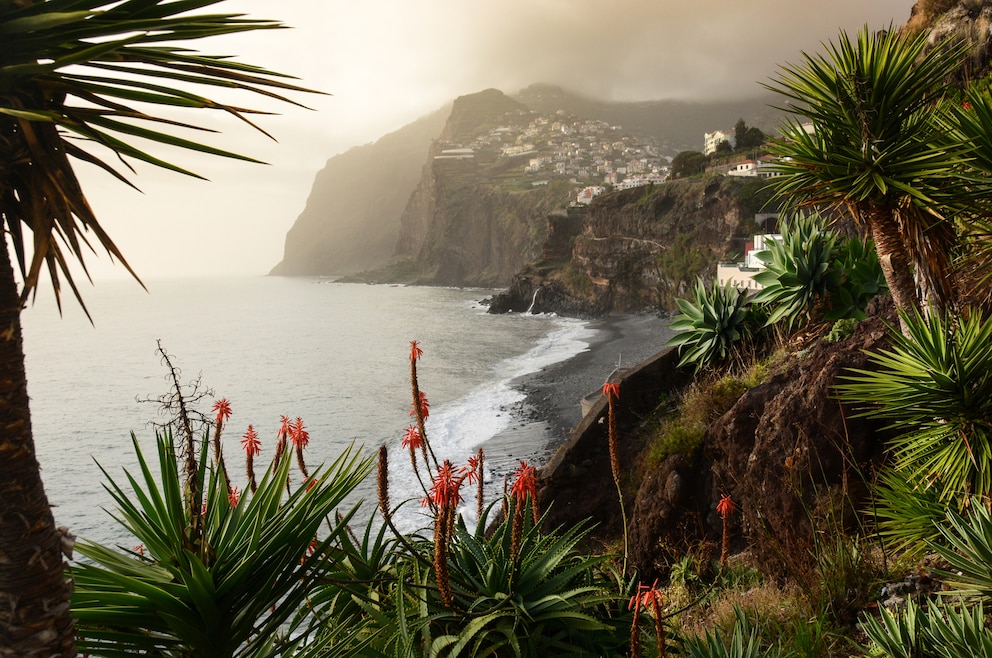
{"left": 765, "top": 26, "right": 970, "bottom": 326}
{"left": 837, "top": 310, "right": 992, "bottom": 505}
{"left": 869, "top": 468, "right": 948, "bottom": 555}
{"left": 666, "top": 278, "right": 752, "bottom": 371}
{"left": 71, "top": 430, "right": 373, "bottom": 658}
{"left": 1, "top": 3, "right": 317, "bottom": 652}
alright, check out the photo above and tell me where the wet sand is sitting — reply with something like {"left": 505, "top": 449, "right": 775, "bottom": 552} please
{"left": 484, "top": 312, "right": 677, "bottom": 480}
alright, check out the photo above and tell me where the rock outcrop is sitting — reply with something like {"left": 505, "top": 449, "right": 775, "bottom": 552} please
{"left": 632, "top": 298, "right": 897, "bottom": 582}
{"left": 489, "top": 174, "right": 759, "bottom": 315}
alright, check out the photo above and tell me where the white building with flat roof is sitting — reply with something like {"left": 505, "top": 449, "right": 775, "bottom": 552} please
{"left": 703, "top": 129, "right": 735, "bottom": 155}
{"left": 717, "top": 233, "right": 782, "bottom": 291}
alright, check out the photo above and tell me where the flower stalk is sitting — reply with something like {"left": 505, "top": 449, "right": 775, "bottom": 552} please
{"left": 603, "top": 380, "right": 629, "bottom": 574}
{"left": 717, "top": 493, "right": 736, "bottom": 569}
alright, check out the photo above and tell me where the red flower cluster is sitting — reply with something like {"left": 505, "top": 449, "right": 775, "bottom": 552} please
{"left": 241, "top": 425, "right": 261, "bottom": 457}
{"left": 628, "top": 580, "right": 664, "bottom": 611}
{"left": 465, "top": 454, "right": 482, "bottom": 485}
{"left": 212, "top": 398, "right": 232, "bottom": 426}
{"left": 410, "top": 340, "right": 424, "bottom": 362}
{"left": 401, "top": 425, "right": 422, "bottom": 451}
{"left": 289, "top": 417, "right": 309, "bottom": 449}
{"left": 510, "top": 460, "right": 537, "bottom": 502}
{"left": 423, "top": 460, "right": 467, "bottom": 508}
{"left": 228, "top": 486, "right": 240, "bottom": 507}
{"left": 602, "top": 381, "right": 620, "bottom": 399}
{"left": 717, "top": 494, "right": 736, "bottom": 518}
{"left": 410, "top": 391, "right": 430, "bottom": 419}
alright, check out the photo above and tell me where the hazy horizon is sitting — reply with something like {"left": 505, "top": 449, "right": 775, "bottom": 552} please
{"left": 62, "top": 0, "right": 916, "bottom": 285}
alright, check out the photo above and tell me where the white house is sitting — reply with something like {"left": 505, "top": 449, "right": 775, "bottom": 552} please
{"left": 703, "top": 129, "right": 735, "bottom": 155}
{"left": 575, "top": 186, "right": 606, "bottom": 205}
{"left": 717, "top": 233, "right": 782, "bottom": 291}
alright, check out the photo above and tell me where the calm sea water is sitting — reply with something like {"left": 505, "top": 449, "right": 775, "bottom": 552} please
{"left": 22, "top": 276, "right": 594, "bottom": 544}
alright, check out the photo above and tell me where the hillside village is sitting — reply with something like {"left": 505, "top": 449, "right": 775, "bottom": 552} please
{"left": 433, "top": 108, "right": 673, "bottom": 200}
{"left": 433, "top": 103, "right": 793, "bottom": 211}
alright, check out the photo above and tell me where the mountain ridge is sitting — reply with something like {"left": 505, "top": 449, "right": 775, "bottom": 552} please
{"left": 269, "top": 85, "right": 780, "bottom": 279}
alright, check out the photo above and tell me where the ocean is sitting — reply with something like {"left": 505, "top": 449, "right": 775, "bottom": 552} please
{"left": 21, "top": 276, "right": 596, "bottom": 545}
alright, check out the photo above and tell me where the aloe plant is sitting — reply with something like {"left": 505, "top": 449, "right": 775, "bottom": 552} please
{"left": 861, "top": 600, "right": 992, "bottom": 658}
{"left": 71, "top": 431, "right": 373, "bottom": 658}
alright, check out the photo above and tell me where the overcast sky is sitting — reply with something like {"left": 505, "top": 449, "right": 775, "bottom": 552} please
{"left": 70, "top": 0, "right": 917, "bottom": 284}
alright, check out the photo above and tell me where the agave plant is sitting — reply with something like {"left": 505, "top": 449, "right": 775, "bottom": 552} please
{"left": 861, "top": 600, "right": 992, "bottom": 658}
{"left": 752, "top": 213, "right": 838, "bottom": 330}
{"left": 71, "top": 430, "right": 373, "bottom": 658}
{"left": 837, "top": 310, "right": 992, "bottom": 504}
{"left": 666, "top": 277, "right": 752, "bottom": 371}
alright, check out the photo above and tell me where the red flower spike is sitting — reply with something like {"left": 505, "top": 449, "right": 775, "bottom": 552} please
{"left": 410, "top": 340, "right": 424, "bottom": 362}
{"left": 602, "top": 381, "right": 620, "bottom": 400}
{"left": 241, "top": 425, "right": 261, "bottom": 457}
{"left": 427, "top": 460, "right": 464, "bottom": 508}
{"left": 289, "top": 417, "right": 309, "bottom": 449}
{"left": 134, "top": 544, "right": 145, "bottom": 556}
{"left": 465, "top": 455, "right": 481, "bottom": 485}
{"left": 305, "top": 477, "right": 317, "bottom": 493}
{"left": 717, "top": 494, "right": 736, "bottom": 518}
{"left": 228, "top": 487, "right": 240, "bottom": 507}
{"left": 401, "top": 425, "right": 423, "bottom": 451}
{"left": 510, "top": 460, "right": 538, "bottom": 502}
{"left": 409, "top": 391, "right": 430, "bottom": 419}
{"left": 212, "top": 398, "right": 232, "bottom": 426}
{"left": 629, "top": 580, "right": 664, "bottom": 610}
{"left": 278, "top": 416, "right": 291, "bottom": 442}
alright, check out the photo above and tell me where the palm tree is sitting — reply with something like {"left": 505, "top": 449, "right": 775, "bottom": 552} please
{"left": 765, "top": 26, "right": 972, "bottom": 328}
{"left": 0, "top": 2, "right": 315, "bottom": 655}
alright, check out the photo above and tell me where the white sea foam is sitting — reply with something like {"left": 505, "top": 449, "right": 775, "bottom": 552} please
{"left": 388, "top": 315, "right": 595, "bottom": 532}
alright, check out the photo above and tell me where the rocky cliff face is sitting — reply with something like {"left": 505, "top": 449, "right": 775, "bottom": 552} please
{"left": 269, "top": 109, "right": 447, "bottom": 276}
{"left": 489, "top": 175, "right": 754, "bottom": 315}
{"left": 395, "top": 90, "right": 573, "bottom": 286}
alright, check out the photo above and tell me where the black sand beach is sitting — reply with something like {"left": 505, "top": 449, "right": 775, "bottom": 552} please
{"left": 485, "top": 312, "right": 677, "bottom": 478}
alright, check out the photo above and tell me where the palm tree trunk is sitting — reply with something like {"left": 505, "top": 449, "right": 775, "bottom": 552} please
{"left": 867, "top": 207, "right": 919, "bottom": 334}
{"left": 0, "top": 245, "right": 75, "bottom": 657}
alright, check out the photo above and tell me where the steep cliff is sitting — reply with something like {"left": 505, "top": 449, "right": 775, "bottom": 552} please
{"left": 394, "top": 89, "right": 574, "bottom": 286}
{"left": 489, "top": 175, "right": 761, "bottom": 315}
{"left": 269, "top": 108, "right": 448, "bottom": 276}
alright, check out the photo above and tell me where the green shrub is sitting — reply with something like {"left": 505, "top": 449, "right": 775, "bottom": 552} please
{"left": 751, "top": 213, "right": 885, "bottom": 330}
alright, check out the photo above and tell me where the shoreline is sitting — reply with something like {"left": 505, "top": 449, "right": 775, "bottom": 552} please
{"left": 482, "top": 312, "right": 677, "bottom": 480}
